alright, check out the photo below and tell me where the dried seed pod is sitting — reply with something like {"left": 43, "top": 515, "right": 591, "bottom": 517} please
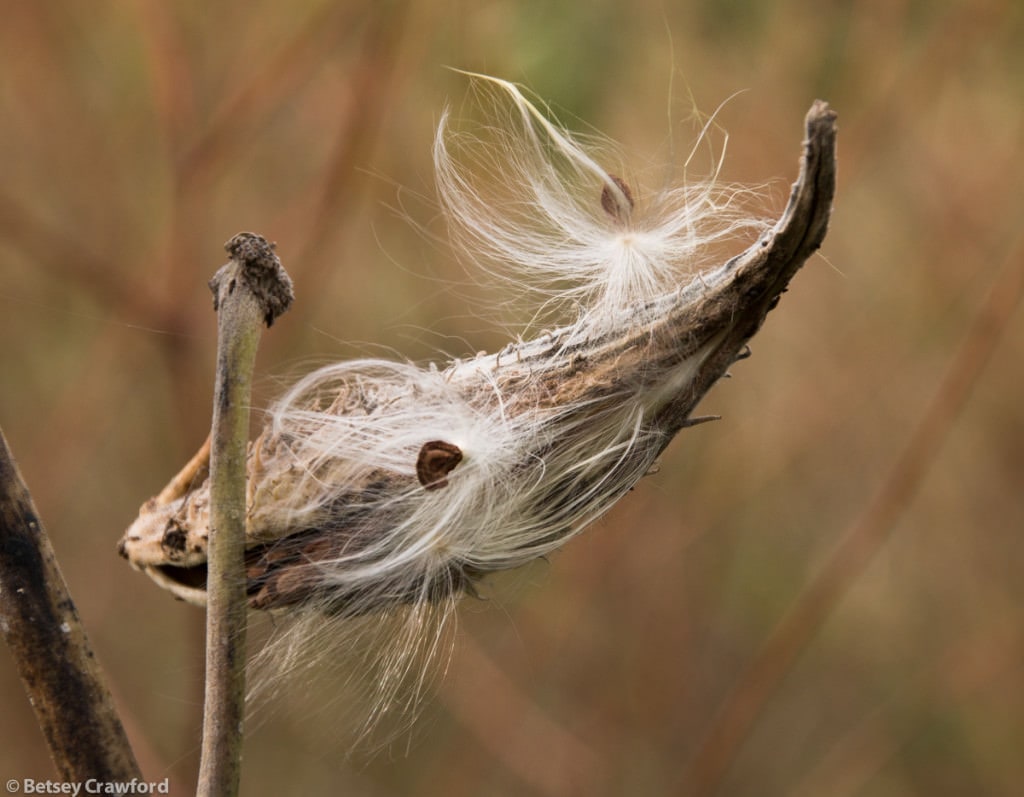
{"left": 118, "top": 77, "right": 837, "bottom": 746}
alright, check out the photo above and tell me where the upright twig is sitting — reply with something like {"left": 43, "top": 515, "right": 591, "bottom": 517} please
{"left": 0, "top": 428, "right": 142, "bottom": 783}
{"left": 197, "top": 233, "right": 293, "bottom": 797}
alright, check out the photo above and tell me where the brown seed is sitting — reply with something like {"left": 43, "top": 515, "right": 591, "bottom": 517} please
{"left": 600, "top": 174, "right": 634, "bottom": 222}
{"left": 416, "top": 440, "right": 464, "bottom": 490}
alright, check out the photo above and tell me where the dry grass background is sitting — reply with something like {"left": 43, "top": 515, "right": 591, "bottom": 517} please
{"left": 1, "top": 1, "right": 1022, "bottom": 795}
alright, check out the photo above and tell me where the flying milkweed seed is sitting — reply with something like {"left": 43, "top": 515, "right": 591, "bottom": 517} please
{"left": 600, "top": 174, "right": 634, "bottom": 223}
{"left": 416, "top": 440, "right": 464, "bottom": 490}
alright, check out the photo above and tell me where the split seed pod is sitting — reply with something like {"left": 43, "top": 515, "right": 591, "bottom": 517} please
{"left": 119, "top": 76, "right": 837, "bottom": 742}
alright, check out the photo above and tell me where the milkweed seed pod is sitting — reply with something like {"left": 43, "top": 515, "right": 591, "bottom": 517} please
{"left": 119, "top": 76, "right": 837, "bottom": 742}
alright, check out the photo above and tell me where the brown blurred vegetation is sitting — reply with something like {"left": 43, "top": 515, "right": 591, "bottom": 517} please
{"left": 1, "top": 1, "right": 1022, "bottom": 795}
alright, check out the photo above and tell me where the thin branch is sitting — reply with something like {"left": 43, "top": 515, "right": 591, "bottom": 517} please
{"left": 0, "top": 428, "right": 142, "bottom": 782}
{"left": 197, "top": 233, "right": 293, "bottom": 797}
{"left": 681, "top": 202, "right": 1024, "bottom": 796}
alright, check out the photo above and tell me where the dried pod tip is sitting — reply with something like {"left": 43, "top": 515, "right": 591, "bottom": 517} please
{"left": 600, "top": 174, "right": 634, "bottom": 223}
{"left": 416, "top": 440, "right": 464, "bottom": 490}
{"left": 214, "top": 232, "right": 295, "bottom": 327}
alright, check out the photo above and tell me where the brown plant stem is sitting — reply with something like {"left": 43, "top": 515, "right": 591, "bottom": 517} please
{"left": 0, "top": 428, "right": 142, "bottom": 782}
{"left": 197, "top": 233, "right": 293, "bottom": 797}
{"left": 682, "top": 228, "right": 1024, "bottom": 795}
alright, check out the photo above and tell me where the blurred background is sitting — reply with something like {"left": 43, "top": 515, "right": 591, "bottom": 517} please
{"left": 1, "top": 1, "right": 1022, "bottom": 795}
